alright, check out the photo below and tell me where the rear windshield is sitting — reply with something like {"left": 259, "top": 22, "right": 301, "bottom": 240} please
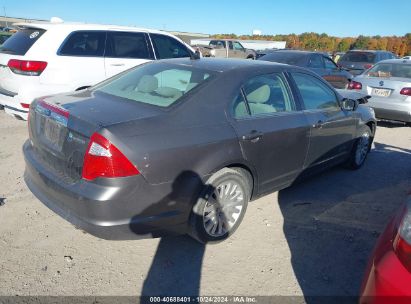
{"left": 259, "top": 52, "right": 308, "bottom": 66}
{"left": 94, "top": 63, "right": 215, "bottom": 108}
{"left": 340, "top": 52, "right": 376, "bottom": 63}
{"left": 366, "top": 63, "right": 411, "bottom": 78}
{"left": 0, "top": 28, "right": 45, "bottom": 55}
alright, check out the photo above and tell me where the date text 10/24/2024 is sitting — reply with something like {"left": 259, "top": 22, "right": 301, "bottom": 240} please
{"left": 149, "top": 297, "right": 257, "bottom": 303}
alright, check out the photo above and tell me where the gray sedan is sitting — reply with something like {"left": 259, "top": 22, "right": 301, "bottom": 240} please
{"left": 23, "top": 58, "right": 376, "bottom": 243}
{"left": 348, "top": 59, "right": 411, "bottom": 125}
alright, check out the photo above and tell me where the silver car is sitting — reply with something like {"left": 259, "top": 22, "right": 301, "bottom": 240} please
{"left": 348, "top": 59, "right": 411, "bottom": 125}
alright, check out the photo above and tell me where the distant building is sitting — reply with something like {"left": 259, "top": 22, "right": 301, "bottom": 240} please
{"left": 0, "top": 16, "right": 47, "bottom": 28}
{"left": 167, "top": 31, "right": 210, "bottom": 44}
{"left": 252, "top": 29, "right": 262, "bottom": 36}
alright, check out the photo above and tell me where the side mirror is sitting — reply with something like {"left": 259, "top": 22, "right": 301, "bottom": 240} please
{"left": 341, "top": 98, "right": 359, "bottom": 111}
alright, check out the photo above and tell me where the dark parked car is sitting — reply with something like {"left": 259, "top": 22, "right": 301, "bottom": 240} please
{"left": 258, "top": 50, "right": 353, "bottom": 89}
{"left": 338, "top": 50, "right": 397, "bottom": 76}
{"left": 255, "top": 48, "right": 280, "bottom": 59}
{"left": 23, "top": 58, "right": 376, "bottom": 243}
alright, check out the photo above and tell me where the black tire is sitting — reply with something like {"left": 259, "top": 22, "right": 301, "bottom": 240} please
{"left": 346, "top": 126, "right": 372, "bottom": 170}
{"left": 189, "top": 167, "right": 252, "bottom": 244}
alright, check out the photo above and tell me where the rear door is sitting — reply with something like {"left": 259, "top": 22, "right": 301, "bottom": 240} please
{"left": 290, "top": 71, "right": 357, "bottom": 168}
{"left": 104, "top": 31, "right": 153, "bottom": 78}
{"left": 229, "top": 73, "right": 311, "bottom": 193}
{"left": 57, "top": 30, "right": 106, "bottom": 89}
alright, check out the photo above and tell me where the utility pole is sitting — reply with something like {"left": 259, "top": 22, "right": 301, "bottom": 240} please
{"left": 3, "top": 6, "right": 8, "bottom": 28}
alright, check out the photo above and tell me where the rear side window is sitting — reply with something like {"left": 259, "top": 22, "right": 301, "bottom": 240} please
{"left": 233, "top": 74, "right": 294, "bottom": 118}
{"left": 106, "top": 31, "right": 151, "bottom": 59}
{"left": 341, "top": 52, "right": 376, "bottom": 63}
{"left": 94, "top": 63, "right": 213, "bottom": 107}
{"left": 59, "top": 31, "right": 106, "bottom": 57}
{"left": 0, "top": 28, "right": 45, "bottom": 55}
{"left": 150, "top": 34, "right": 191, "bottom": 59}
{"left": 308, "top": 55, "right": 324, "bottom": 68}
{"left": 292, "top": 72, "right": 339, "bottom": 110}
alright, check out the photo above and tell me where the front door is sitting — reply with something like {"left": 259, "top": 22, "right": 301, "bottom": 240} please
{"left": 104, "top": 31, "right": 152, "bottom": 78}
{"left": 229, "top": 73, "right": 311, "bottom": 194}
{"left": 323, "top": 56, "right": 349, "bottom": 89}
{"left": 290, "top": 71, "right": 357, "bottom": 168}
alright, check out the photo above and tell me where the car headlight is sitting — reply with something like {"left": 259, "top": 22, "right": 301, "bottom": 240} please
{"left": 210, "top": 49, "right": 216, "bottom": 57}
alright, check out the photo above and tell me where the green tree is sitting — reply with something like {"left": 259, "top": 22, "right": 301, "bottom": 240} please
{"left": 352, "top": 35, "right": 370, "bottom": 49}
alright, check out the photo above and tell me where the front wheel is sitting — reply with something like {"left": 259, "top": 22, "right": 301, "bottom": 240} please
{"left": 189, "top": 168, "right": 251, "bottom": 244}
{"left": 346, "top": 126, "right": 372, "bottom": 169}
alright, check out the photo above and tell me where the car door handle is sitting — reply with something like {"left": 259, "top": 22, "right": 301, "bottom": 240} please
{"left": 110, "top": 63, "right": 125, "bottom": 67}
{"left": 242, "top": 131, "right": 263, "bottom": 142}
{"left": 312, "top": 120, "right": 324, "bottom": 129}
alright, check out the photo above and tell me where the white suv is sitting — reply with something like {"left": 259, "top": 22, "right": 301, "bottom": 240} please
{"left": 0, "top": 21, "right": 194, "bottom": 120}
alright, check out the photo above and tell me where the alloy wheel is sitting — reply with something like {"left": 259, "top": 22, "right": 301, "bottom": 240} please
{"left": 202, "top": 180, "right": 245, "bottom": 237}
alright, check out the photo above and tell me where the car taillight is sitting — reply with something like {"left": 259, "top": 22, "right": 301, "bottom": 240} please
{"left": 20, "top": 103, "right": 30, "bottom": 109}
{"left": 400, "top": 87, "right": 411, "bottom": 96}
{"left": 7, "top": 59, "right": 47, "bottom": 76}
{"left": 393, "top": 199, "right": 411, "bottom": 273}
{"left": 82, "top": 132, "right": 139, "bottom": 181}
{"left": 364, "top": 64, "right": 373, "bottom": 70}
{"left": 348, "top": 81, "right": 362, "bottom": 90}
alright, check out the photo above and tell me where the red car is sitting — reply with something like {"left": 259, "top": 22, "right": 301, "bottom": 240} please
{"left": 360, "top": 193, "right": 411, "bottom": 304}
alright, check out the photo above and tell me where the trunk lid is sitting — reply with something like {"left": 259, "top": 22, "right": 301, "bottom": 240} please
{"left": 359, "top": 76, "right": 411, "bottom": 100}
{"left": 28, "top": 90, "right": 162, "bottom": 183}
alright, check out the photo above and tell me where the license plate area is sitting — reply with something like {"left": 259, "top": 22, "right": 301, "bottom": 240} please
{"left": 39, "top": 115, "right": 67, "bottom": 152}
{"left": 372, "top": 88, "right": 391, "bottom": 97}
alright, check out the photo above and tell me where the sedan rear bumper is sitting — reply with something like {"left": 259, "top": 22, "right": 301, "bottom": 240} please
{"left": 23, "top": 141, "right": 192, "bottom": 240}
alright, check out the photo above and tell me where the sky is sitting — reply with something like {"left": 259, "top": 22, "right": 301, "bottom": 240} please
{"left": 1, "top": 0, "right": 410, "bottom": 37}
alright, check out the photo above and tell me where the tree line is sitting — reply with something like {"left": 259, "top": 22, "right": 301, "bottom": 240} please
{"left": 211, "top": 33, "right": 411, "bottom": 57}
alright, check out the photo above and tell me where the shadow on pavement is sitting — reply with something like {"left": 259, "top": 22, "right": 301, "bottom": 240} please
{"left": 129, "top": 171, "right": 207, "bottom": 298}
{"left": 278, "top": 142, "right": 411, "bottom": 303}
{"left": 141, "top": 235, "right": 205, "bottom": 297}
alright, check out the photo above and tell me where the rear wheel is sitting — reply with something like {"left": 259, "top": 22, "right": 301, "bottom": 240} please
{"left": 346, "top": 126, "right": 372, "bottom": 169}
{"left": 189, "top": 168, "right": 251, "bottom": 243}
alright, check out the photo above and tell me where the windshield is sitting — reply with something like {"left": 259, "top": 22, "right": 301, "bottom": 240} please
{"left": 341, "top": 52, "right": 376, "bottom": 63}
{"left": 0, "top": 28, "right": 45, "bottom": 55}
{"left": 259, "top": 52, "right": 308, "bottom": 66}
{"left": 366, "top": 63, "right": 411, "bottom": 78}
{"left": 94, "top": 63, "right": 214, "bottom": 108}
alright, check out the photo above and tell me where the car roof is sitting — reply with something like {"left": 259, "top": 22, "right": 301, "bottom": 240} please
{"left": 374, "top": 59, "right": 411, "bottom": 65}
{"left": 347, "top": 50, "right": 390, "bottom": 53}
{"left": 13, "top": 22, "right": 171, "bottom": 35}
{"left": 159, "top": 57, "right": 289, "bottom": 73}
{"left": 269, "top": 50, "right": 316, "bottom": 55}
